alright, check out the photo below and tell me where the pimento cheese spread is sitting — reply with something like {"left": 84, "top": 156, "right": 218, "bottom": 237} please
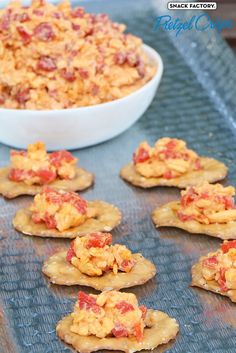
{"left": 8, "top": 141, "right": 77, "bottom": 185}
{"left": 30, "top": 187, "right": 91, "bottom": 231}
{"left": 133, "top": 138, "right": 202, "bottom": 179}
{"left": 177, "top": 182, "right": 236, "bottom": 224}
{"left": 70, "top": 290, "right": 147, "bottom": 341}
{"left": 201, "top": 240, "right": 236, "bottom": 293}
{"left": 0, "top": 0, "right": 156, "bottom": 109}
{"left": 66, "top": 232, "right": 136, "bottom": 276}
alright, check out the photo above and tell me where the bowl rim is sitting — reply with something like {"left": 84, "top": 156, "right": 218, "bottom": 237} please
{"left": 0, "top": 44, "right": 163, "bottom": 114}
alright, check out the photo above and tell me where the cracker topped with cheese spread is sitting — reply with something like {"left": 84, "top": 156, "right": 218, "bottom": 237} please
{"left": 0, "top": 141, "right": 93, "bottom": 198}
{"left": 43, "top": 232, "right": 156, "bottom": 291}
{"left": 152, "top": 182, "right": 236, "bottom": 239}
{"left": 13, "top": 187, "right": 121, "bottom": 238}
{"left": 57, "top": 290, "right": 179, "bottom": 353}
{"left": 192, "top": 240, "right": 236, "bottom": 303}
{"left": 120, "top": 138, "right": 227, "bottom": 189}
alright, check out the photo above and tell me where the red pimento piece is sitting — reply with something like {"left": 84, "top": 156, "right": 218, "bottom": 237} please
{"left": 36, "top": 169, "right": 56, "bottom": 184}
{"left": 166, "top": 140, "right": 177, "bottom": 150}
{"left": 0, "top": 95, "right": 5, "bottom": 104}
{"left": 133, "top": 148, "right": 150, "bottom": 164}
{"left": 78, "top": 291, "right": 101, "bottom": 313}
{"left": 139, "top": 305, "right": 147, "bottom": 319}
{"left": 60, "top": 69, "right": 76, "bottom": 82}
{"left": 62, "top": 193, "right": 87, "bottom": 214}
{"left": 33, "top": 9, "right": 44, "bottom": 16}
{"left": 10, "top": 150, "right": 27, "bottom": 157}
{"left": 115, "top": 300, "right": 135, "bottom": 314}
{"left": 163, "top": 170, "right": 174, "bottom": 179}
{"left": 78, "top": 69, "right": 89, "bottom": 79}
{"left": 17, "top": 26, "right": 32, "bottom": 44}
{"left": 91, "top": 84, "right": 99, "bottom": 96}
{"left": 114, "top": 52, "right": 126, "bottom": 65}
{"left": 34, "top": 22, "right": 55, "bottom": 41}
{"left": 120, "top": 259, "right": 134, "bottom": 271}
{"left": 0, "top": 10, "right": 11, "bottom": 31}
{"left": 49, "top": 150, "right": 75, "bottom": 168}
{"left": 44, "top": 188, "right": 62, "bottom": 204}
{"left": 52, "top": 12, "right": 61, "bottom": 19}
{"left": 180, "top": 188, "right": 197, "bottom": 207}
{"left": 86, "top": 233, "right": 112, "bottom": 249}
{"left": 37, "top": 57, "right": 57, "bottom": 72}
{"left": 221, "top": 240, "right": 236, "bottom": 254}
{"left": 8, "top": 168, "right": 24, "bottom": 182}
{"left": 218, "top": 268, "right": 228, "bottom": 292}
{"left": 112, "top": 323, "right": 128, "bottom": 338}
{"left": 195, "top": 158, "right": 202, "bottom": 170}
{"left": 44, "top": 213, "right": 57, "bottom": 229}
{"left": 202, "top": 256, "right": 218, "bottom": 269}
{"left": 15, "top": 88, "right": 30, "bottom": 104}
{"left": 177, "top": 212, "right": 194, "bottom": 222}
{"left": 18, "top": 13, "right": 30, "bottom": 23}
{"left": 71, "top": 7, "right": 85, "bottom": 18}
{"left": 72, "top": 23, "right": 81, "bottom": 31}
{"left": 133, "top": 322, "right": 143, "bottom": 341}
{"left": 66, "top": 240, "right": 76, "bottom": 263}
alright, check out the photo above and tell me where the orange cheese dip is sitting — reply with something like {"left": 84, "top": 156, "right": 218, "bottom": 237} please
{"left": 66, "top": 232, "right": 136, "bottom": 276}
{"left": 177, "top": 182, "right": 236, "bottom": 224}
{"left": 30, "top": 187, "right": 90, "bottom": 231}
{"left": 70, "top": 290, "right": 147, "bottom": 341}
{"left": 0, "top": 0, "right": 156, "bottom": 110}
{"left": 133, "top": 138, "right": 202, "bottom": 179}
{"left": 201, "top": 240, "right": 236, "bottom": 292}
{"left": 8, "top": 141, "right": 77, "bottom": 185}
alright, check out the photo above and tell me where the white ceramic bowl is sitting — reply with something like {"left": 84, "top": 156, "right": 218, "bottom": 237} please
{"left": 0, "top": 44, "right": 163, "bottom": 150}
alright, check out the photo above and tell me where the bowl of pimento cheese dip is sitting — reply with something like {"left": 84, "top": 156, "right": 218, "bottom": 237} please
{"left": 0, "top": 0, "right": 163, "bottom": 150}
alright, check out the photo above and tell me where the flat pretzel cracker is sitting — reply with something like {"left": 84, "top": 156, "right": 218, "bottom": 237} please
{"left": 152, "top": 201, "right": 236, "bottom": 240}
{"left": 13, "top": 201, "right": 122, "bottom": 238}
{"left": 0, "top": 166, "right": 94, "bottom": 199}
{"left": 120, "top": 158, "right": 227, "bottom": 189}
{"left": 42, "top": 251, "right": 156, "bottom": 291}
{"left": 191, "top": 258, "right": 236, "bottom": 303}
{"left": 56, "top": 310, "right": 179, "bottom": 353}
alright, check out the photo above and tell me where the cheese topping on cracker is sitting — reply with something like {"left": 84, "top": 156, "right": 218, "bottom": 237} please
{"left": 8, "top": 142, "right": 77, "bottom": 185}
{"left": 201, "top": 240, "right": 236, "bottom": 292}
{"left": 66, "top": 232, "right": 136, "bottom": 276}
{"left": 30, "top": 187, "right": 94, "bottom": 231}
{"left": 133, "top": 138, "right": 202, "bottom": 179}
{"left": 177, "top": 182, "right": 236, "bottom": 224}
{"left": 70, "top": 291, "right": 147, "bottom": 341}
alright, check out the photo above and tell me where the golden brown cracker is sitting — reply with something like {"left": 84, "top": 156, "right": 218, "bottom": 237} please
{"left": 13, "top": 201, "right": 122, "bottom": 238}
{"left": 42, "top": 252, "right": 156, "bottom": 291}
{"left": 0, "top": 166, "right": 94, "bottom": 199}
{"left": 152, "top": 201, "right": 236, "bottom": 240}
{"left": 191, "top": 258, "right": 236, "bottom": 303}
{"left": 120, "top": 158, "right": 227, "bottom": 189}
{"left": 56, "top": 309, "right": 179, "bottom": 353}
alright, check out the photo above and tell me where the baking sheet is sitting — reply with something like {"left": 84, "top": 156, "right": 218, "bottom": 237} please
{"left": 1, "top": 1, "right": 236, "bottom": 352}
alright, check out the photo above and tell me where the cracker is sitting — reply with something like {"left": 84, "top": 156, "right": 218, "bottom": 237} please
{"left": 56, "top": 309, "right": 179, "bottom": 353}
{"left": 42, "top": 252, "right": 156, "bottom": 291}
{"left": 0, "top": 166, "right": 94, "bottom": 199}
{"left": 13, "top": 201, "right": 122, "bottom": 238}
{"left": 191, "top": 258, "right": 236, "bottom": 303}
{"left": 120, "top": 158, "right": 227, "bottom": 189}
{"left": 152, "top": 201, "right": 236, "bottom": 240}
